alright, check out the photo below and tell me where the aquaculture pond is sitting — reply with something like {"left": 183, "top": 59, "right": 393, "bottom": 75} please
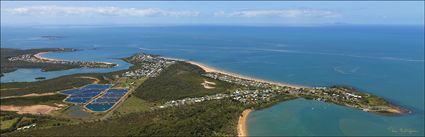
{"left": 61, "top": 84, "right": 128, "bottom": 112}
{"left": 61, "top": 84, "right": 112, "bottom": 104}
{"left": 85, "top": 89, "right": 128, "bottom": 112}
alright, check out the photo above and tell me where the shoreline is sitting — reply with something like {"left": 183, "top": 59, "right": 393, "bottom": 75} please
{"left": 34, "top": 52, "right": 55, "bottom": 61}
{"left": 238, "top": 109, "right": 252, "bottom": 137}
{"left": 34, "top": 51, "right": 115, "bottom": 65}
{"left": 162, "top": 57, "right": 307, "bottom": 89}
{"left": 186, "top": 60, "right": 308, "bottom": 89}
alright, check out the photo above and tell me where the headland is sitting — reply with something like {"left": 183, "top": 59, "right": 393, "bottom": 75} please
{"left": 1, "top": 48, "right": 117, "bottom": 76}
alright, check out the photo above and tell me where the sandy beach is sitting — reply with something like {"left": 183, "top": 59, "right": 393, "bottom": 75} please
{"left": 238, "top": 109, "right": 252, "bottom": 137}
{"left": 186, "top": 61, "right": 307, "bottom": 89}
{"left": 34, "top": 52, "right": 53, "bottom": 61}
{"left": 34, "top": 51, "right": 115, "bottom": 65}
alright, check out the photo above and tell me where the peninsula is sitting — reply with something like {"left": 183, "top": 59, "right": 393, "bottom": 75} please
{"left": 0, "top": 49, "right": 409, "bottom": 136}
{"left": 0, "top": 48, "right": 116, "bottom": 76}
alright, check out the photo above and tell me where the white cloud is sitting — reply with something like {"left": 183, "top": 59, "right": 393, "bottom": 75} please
{"left": 3, "top": 6, "right": 200, "bottom": 17}
{"left": 214, "top": 9, "right": 340, "bottom": 18}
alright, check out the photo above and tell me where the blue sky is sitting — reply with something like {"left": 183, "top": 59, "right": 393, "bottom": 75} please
{"left": 1, "top": 1, "right": 424, "bottom": 26}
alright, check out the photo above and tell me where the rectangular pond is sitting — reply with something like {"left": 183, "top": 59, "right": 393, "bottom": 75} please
{"left": 61, "top": 84, "right": 111, "bottom": 104}
{"left": 85, "top": 89, "right": 128, "bottom": 112}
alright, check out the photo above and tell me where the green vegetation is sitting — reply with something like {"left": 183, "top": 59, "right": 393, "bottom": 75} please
{"left": 114, "top": 77, "right": 147, "bottom": 89}
{"left": 6, "top": 99, "right": 245, "bottom": 136}
{"left": 0, "top": 111, "right": 73, "bottom": 134}
{"left": 0, "top": 52, "right": 407, "bottom": 136}
{"left": 1, "top": 59, "right": 248, "bottom": 136}
{"left": 114, "top": 95, "right": 152, "bottom": 115}
{"left": 0, "top": 94, "right": 67, "bottom": 106}
{"left": 0, "top": 74, "right": 101, "bottom": 97}
{"left": 0, "top": 48, "right": 80, "bottom": 75}
{"left": 251, "top": 94, "right": 298, "bottom": 110}
{"left": 0, "top": 118, "right": 19, "bottom": 130}
{"left": 134, "top": 61, "right": 239, "bottom": 102}
{"left": 366, "top": 96, "right": 387, "bottom": 106}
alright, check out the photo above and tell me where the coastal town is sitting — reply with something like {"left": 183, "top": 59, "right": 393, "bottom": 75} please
{"left": 122, "top": 53, "right": 173, "bottom": 77}
{"left": 8, "top": 52, "right": 116, "bottom": 68}
{"left": 203, "top": 72, "right": 279, "bottom": 88}
{"left": 107, "top": 52, "right": 406, "bottom": 115}
{"left": 156, "top": 64, "right": 406, "bottom": 114}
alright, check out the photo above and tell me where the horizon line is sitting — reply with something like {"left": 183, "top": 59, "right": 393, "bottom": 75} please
{"left": 1, "top": 23, "right": 424, "bottom": 28}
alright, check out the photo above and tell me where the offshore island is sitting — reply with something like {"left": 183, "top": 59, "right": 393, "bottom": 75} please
{"left": 0, "top": 48, "right": 409, "bottom": 136}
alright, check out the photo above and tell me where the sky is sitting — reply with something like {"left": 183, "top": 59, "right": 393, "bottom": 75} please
{"left": 1, "top": 1, "right": 424, "bottom": 26}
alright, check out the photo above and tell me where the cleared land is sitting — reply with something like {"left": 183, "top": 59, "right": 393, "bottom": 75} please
{"left": 0, "top": 105, "right": 61, "bottom": 115}
{"left": 0, "top": 93, "right": 57, "bottom": 99}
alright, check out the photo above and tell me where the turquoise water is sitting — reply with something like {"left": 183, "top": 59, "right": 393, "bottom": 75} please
{"left": 1, "top": 26, "right": 423, "bottom": 135}
{"left": 249, "top": 99, "right": 423, "bottom": 136}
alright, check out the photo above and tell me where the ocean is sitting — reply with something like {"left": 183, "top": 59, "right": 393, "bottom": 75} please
{"left": 1, "top": 25, "right": 423, "bottom": 136}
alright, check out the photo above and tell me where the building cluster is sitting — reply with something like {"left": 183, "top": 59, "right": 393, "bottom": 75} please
{"left": 8, "top": 54, "right": 115, "bottom": 68}
{"left": 344, "top": 92, "right": 362, "bottom": 99}
{"left": 157, "top": 83, "right": 374, "bottom": 111}
{"left": 16, "top": 123, "right": 36, "bottom": 131}
{"left": 121, "top": 52, "right": 385, "bottom": 113}
{"left": 203, "top": 72, "right": 275, "bottom": 88}
{"left": 157, "top": 88, "right": 302, "bottom": 109}
{"left": 158, "top": 94, "right": 229, "bottom": 109}
{"left": 230, "top": 89, "right": 288, "bottom": 103}
{"left": 302, "top": 87, "right": 366, "bottom": 106}
{"left": 123, "top": 53, "right": 173, "bottom": 77}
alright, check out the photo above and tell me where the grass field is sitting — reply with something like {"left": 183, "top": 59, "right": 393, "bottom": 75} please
{"left": 114, "top": 77, "right": 147, "bottom": 89}
{"left": 114, "top": 95, "right": 152, "bottom": 115}
{"left": 366, "top": 96, "right": 387, "bottom": 106}
{"left": 0, "top": 117, "right": 19, "bottom": 130}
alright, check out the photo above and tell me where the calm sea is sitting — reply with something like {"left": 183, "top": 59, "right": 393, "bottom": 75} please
{"left": 1, "top": 25, "right": 423, "bottom": 136}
